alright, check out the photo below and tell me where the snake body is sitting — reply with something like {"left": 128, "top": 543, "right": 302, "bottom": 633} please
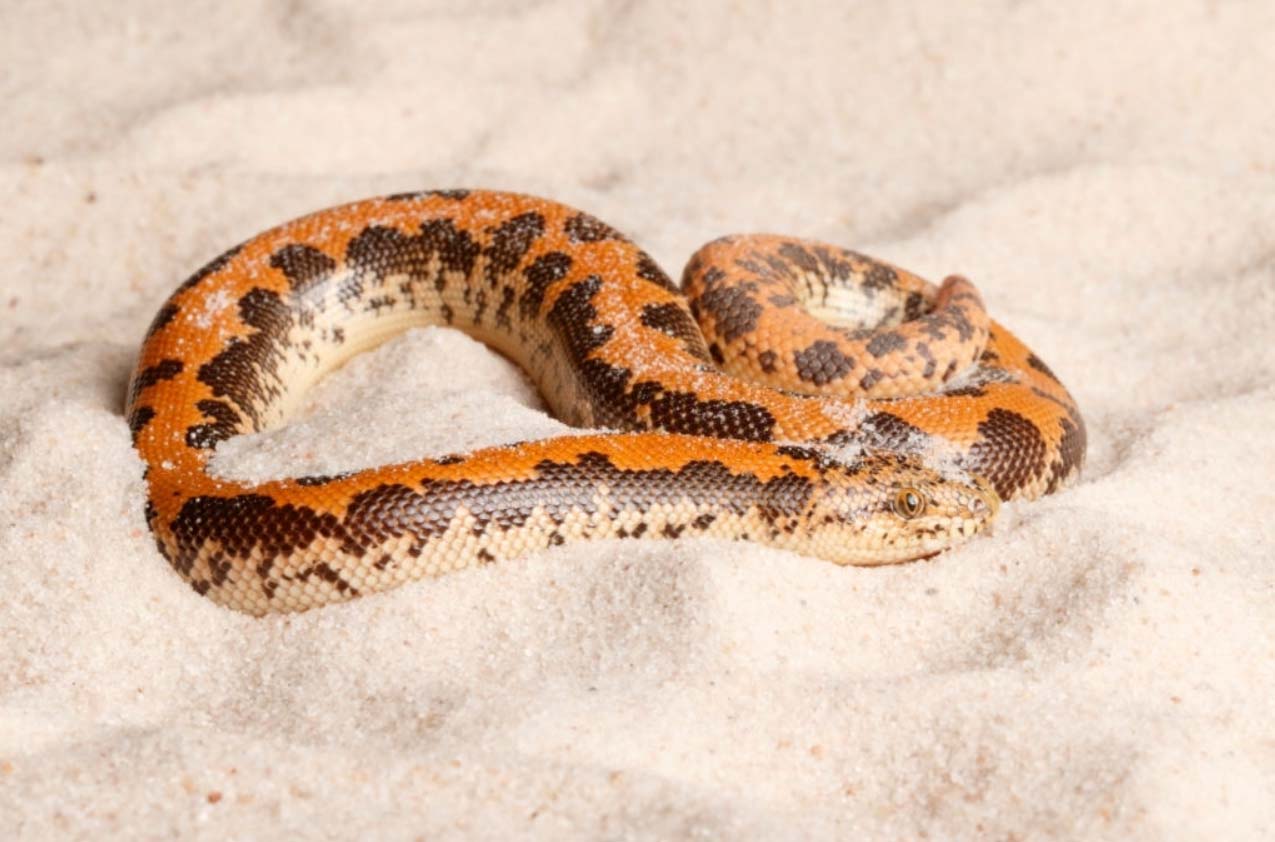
{"left": 126, "top": 190, "right": 1084, "bottom": 615}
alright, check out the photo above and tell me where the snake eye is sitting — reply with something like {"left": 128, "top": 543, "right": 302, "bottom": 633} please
{"left": 893, "top": 488, "right": 926, "bottom": 519}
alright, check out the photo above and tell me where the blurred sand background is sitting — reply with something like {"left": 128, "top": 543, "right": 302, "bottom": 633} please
{"left": 2, "top": 1, "right": 1274, "bottom": 839}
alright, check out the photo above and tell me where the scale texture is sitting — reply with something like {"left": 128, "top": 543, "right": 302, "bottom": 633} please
{"left": 125, "top": 190, "right": 1083, "bottom": 615}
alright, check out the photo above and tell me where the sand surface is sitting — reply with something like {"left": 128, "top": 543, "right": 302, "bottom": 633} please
{"left": 3, "top": 2, "right": 1274, "bottom": 839}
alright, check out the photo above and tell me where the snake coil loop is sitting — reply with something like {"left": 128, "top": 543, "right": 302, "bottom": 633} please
{"left": 126, "top": 190, "right": 1083, "bottom": 614}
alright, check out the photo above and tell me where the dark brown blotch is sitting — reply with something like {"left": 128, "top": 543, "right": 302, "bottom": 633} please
{"left": 168, "top": 493, "right": 347, "bottom": 584}
{"left": 639, "top": 301, "right": 711, "bottom": 362}
{"left": 1026, "top": 353, "right": 1061, "bottom": 384}
{"left": 793, "top": 340, "right": 855, "bottom": 385}
{"left": 776, "top": 242, "right": 820, "bottom": 273}
{"left": 942, "top": 385, "right": 987, "bottom": 398}
{"left": 128, "top": 406, "right": 156, "bottom": 444}
{"left": 385, "top": 189, "right": 471, "bottom": 201}
{"left": 144, "top": 303, "right": 180, "bottom": 339}
{"left": 131, "top": 358, "right": 184, "bottom": 398}
{"left": 185, "top": 399, "right": 243, "bottom": 449}
{"left": 519, "top": 251, "right": 573, "bottom": 319}
{"left": 903, "top": 291, "right": 927, "bottom": 320}
{"left": 269, "top": 244, "right": 337, "bottom": 295}
{"left": 343, "top": 482, "right": 451, "bottom": 547}
{"left": 859, "top": 369, "right": 884, "bottom": 390}
{"left": 564, "top": 212, "right": 623, "bottom": 243}
{"left": 484, "top": 212, "right": 545, "bottom": 282}
{"left": 295, "top": 472, "right": 355, "bottom": 487}
{"left": 574, "top": 358, "right": 639, "bottom": 428}
{"left": 866, "top": 331, "right": 907, "bottom": 358}
{"left": 646, "top": 391, "right": 776, "bottom": 441}
{"left": 862, "top": 261, "right": 898, "bottom": 292}
{"left": 195, "top": 287, "right": 293, "bottom": 427}
{"left": 495, "top": 285, "right": 517, "bottom": 329}
{"left": 293, "top": 562, "right": 358, "bottom": 595}
{"left": 635, "top": 252, "right": 678, "bottom": 293}
{"left": 914, "top": 342, "right": 937, "bottom": 379}
{"left": 968, "top": 408, "right": 1048, "bottom": 500}
{"left": 546, "top": 274, "right": 614, "bottom": 361}
{"left": 694, "top": 277, "right": 762, "bottom": 343}
{"left": 1045, "top": 415, "right": 1086, "bottom": 494}
{"left": 858, "top": 411, "right": 927, "bottom": 452}
{"left": 346, "top": 220, "right": 482, "bottom": 295}
{"left": 813, "top": 245, "right": 853, "bottom": 281}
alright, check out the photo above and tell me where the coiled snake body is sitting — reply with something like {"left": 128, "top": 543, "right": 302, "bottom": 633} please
{"left": 126, "top": 190, "right": 1085, "bottom": 615}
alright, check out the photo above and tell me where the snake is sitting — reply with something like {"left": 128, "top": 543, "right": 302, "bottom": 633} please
{"left": 125, "top": 190, "right": 1085, "bottom": 615}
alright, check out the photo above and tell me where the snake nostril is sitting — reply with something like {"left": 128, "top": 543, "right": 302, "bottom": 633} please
{"left": 973, "top": 489, "right": 999, "bottom": 519}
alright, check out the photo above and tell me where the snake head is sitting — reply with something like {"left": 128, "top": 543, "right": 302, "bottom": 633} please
{"left": 806, "top": 451, "right": 999, "bottom": 565}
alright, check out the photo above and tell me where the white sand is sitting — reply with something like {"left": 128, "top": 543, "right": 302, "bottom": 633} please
{"left": 2, "top": 2, "right": 1274, "bottom": 838}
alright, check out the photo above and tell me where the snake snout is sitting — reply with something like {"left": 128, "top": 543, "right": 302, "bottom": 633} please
{"left": 968, "top": 490, "right": 995, "bottom": 520}
{"left": 969, "top": 475, "right": 1001, "bottom": 519}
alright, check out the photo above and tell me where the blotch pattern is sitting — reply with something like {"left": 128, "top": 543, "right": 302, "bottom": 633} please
{"left": 126, "top": 189, "right": 1083, "bottom": 614}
